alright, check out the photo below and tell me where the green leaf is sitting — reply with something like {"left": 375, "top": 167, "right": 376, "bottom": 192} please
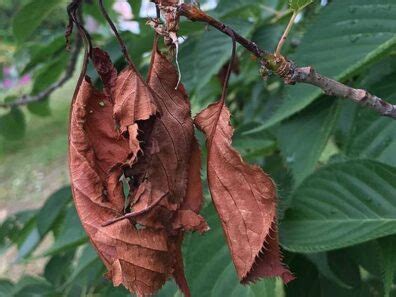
{"left": 345, "top": 71, "right": 396, "bottom": 167}
{"left": 252, "top": 24, "right": 283, "bottom": 53}
{"left": 0, "top": 108, "right": 26, "bottom": 141}
{"left": 31, "top": 50, "right": 68, "bottom": 95}
{"left": 37, "top": 186, "right": 71, "bottom": 236}
{"left": 285, "top": 254, "right": 321, "bottom": 297}
{"left": 215, "top": 0, "right": 263, "bottom": 16}
{"left": 234, "top": 122, "right": 276, "bottom": 159}
{"left": 0, "top": 279, "right": 14, "bottom": 296}
{"left": 27, "top": 100, "right": 51, "bottom": 118}
{"left": 264, "top": 154, "right": 294, "bottom": 219}
{"left": 94, "top": 285, "right": 131, "bottom": 297}
{"left": 12, "top": 276, "right": 53, "bottom": 297}
{"left": 276, "top": 99, "right": 339, "bottom": 185}
{"left": 127, "top": 0, "right": 141, "bottom": 17}
{"left": 44, "top": 251, "right": 75, "bottom": 286}
{"left": 347, "top": 241, "right": 382, "bottom": 277}
{"left": 65, "top": 244, "right": 101, "bottom": 286}
{"left": 84, "top": 0, "right": 116, "bottom": 25}
{"left": 8, "top": 214, "right": 41, "bottom": 260}
{"left": 319, "top": 278, "right": 383, "bottom": 297}
{"left": 125, "top": 25, "right": 154, "bottom": 64}
{"left": 251, "top": 0, "right": 396, "bottom": 131}
{"left": 346, "top": 239, "right": 396, "bottom": 296}
{"left": 156, "top": 281, "right": 180, "bottom": 297}
{"left": 178, "top": 20, "right": 206, "bottom": 37}
{"left": 288, "top": 0, "right": 313, "bottom": 11}
{"left": 192, "top": 19, "right": 254, "bottom": 92}
{"left": 17, "top": 227, "right": 40, "bottom": 260}
{"left": 305, "top": 253, "right": 351, "bottom": 289}
{"left": 45, "top": 206, "right": 87, "bottom": 255}
{"left": 184, "top": 204, "right": 279, "bottom": 297}
{"left": 12, "top": 212, "right": 38, "bottom": 245}
{"left": 65, "top": 245, "right": 104, "bottom": 291}
{"left": 327, "top": 249, "right": 361, "bottom": 289}
{"left": 286, "top": 251, "right": 371, "bottom": 297}
{"left": 0, "top": 210, "right": 36, "bottom": 251}
{"left": 191, "top": 79, "right": 222, "bottom": 114}
{"left": 26, "top": 52, "right": 68, "bottom": 117}
{"left": 281, "top": 160, "right": 396, "bottom": 252}
{"left": 22, "top": 35, "right": 65, "bottom": 75}
{"left": 179, "top": 37, "right": 199, "bottom": 93}
{"left": 12, "top": 0, "right": 62, "bottom": 43}
{"left": 378, "top": 236, "right": 396, "bottom": 297}
{"left": 3, "top": 192, "right": 70, "bottom": 260}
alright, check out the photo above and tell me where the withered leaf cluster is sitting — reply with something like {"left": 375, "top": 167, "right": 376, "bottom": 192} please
{"left": 68, "top": 2, "right": 293, "bottom": 296}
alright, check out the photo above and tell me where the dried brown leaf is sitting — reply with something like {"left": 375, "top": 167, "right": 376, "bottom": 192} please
{"left": 69, "top": 76, "right": 175, "bottom": 296}
{"left": 194, "top": 101, "right": 294, "bottom": 284}
{"left": 126, "top": 42, "right": 207, "bottom": 234}
{"left": 91, "top": 48, "right": 117, "bottom": 98}
{"left": 69, "top": 46, "right": 206, "bottom": 297}
{"left": 112, "top": 64, "right": 157, "bottom": 162}
{"left": 128, "top": 44, "right": 208, "bottom": 294}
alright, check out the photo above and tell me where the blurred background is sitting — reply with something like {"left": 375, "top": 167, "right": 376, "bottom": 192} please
{"left": 1, "top": 0, "right": 396, "bottom": 296}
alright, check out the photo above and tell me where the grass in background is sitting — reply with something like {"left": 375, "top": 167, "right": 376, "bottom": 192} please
{"left": 0, "top": 79, "right": 75, "bottom": 211}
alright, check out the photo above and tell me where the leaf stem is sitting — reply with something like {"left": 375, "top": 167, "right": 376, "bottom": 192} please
{"left": 275, "top": 10, "right": 297, "bottom": 57}
{"left": 101, "top": 193, "right": 167, "bottom": 227}
{"left": 98, "top": 0, "right": 132, "bottom": 65}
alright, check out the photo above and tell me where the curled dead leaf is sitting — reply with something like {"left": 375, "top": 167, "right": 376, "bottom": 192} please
{"left": 195, "top": 101, "right": 294, "bottom": 284}
{"left": 154, "top": 0, "right": 180, "bottom": 52}
{"left": 113, "top": 65, "right": 157, "bottom": 163}
{"left": 69, "top": 76, "right": 172, "bottom": 296}
{"left": 69, "top": 45, "right": 207, "bottom": 296}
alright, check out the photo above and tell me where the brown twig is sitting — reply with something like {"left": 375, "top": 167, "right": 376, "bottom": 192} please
{"left": 208, "top": 31, "right": 236, "bottom": 148}
{"left": 177, "top": 3, "right": 396, "bottom": 120}
{"left": 220, "top": 33, "right": 236, "bottom": 104}
{"left": 98, "top": 0, "right": 133, "bottom": 65}
{"left": 67, "top": 0, "right": 91, "bottom": 104}
{"left": 291, "top": 67, "right": 396, "bottom": 118}
{"left": 102, "top": 193, "right": 167, "bottom": 227}
{"left": 0, "top": 34, "right": 82, "bottom": 108}
{"left": 178, "top": 4, "right": 268, "bottom": 59}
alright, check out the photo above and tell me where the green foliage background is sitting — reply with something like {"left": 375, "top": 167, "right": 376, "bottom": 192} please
{"left": 1, "top": 0, "right": 396, "bottom": 296}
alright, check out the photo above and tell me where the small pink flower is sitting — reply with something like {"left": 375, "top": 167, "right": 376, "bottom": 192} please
{"left": 113, "top": 0, "right": 133, "bottom": 19}
{"left": 3, "top": 79, "right": 13, "bottom": 89}
{"left": 19, "top": 74, "right": 31, "bottom": 86}
{"left": 3, "top": 67, "right": 12, "bottom": 76}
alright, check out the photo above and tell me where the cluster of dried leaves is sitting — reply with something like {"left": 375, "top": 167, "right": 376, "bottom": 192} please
{"left": 67, "top": 1, "right": 293, "bottom": 296}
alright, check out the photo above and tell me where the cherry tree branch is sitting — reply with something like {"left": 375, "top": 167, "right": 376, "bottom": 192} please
{"left": 4, "top": 2, "right": 396, "bottom": 120}
{"left": 177, "top": 4, "right": 268, "bottom": 58}
{"left": 291, "top": 67, "right": 396, "bottom": 118}
{"left": 178, "top": 4, "right": 396, "bottom": 120}
{"left": 0, "top": 34, "right": 82, "bottom": 109}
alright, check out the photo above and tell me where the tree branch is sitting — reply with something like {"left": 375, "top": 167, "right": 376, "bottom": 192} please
{"left": 178, "top": 4, "right": 396, "bottom": 120}
{"left": 177, "top": 4, "right": 269, "bottom": 59}
{"left": 291, "top": 67, "right": 396, "bottom": 118}
{"left": 0, "top": 34, "right": 82, "bottom": 109}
